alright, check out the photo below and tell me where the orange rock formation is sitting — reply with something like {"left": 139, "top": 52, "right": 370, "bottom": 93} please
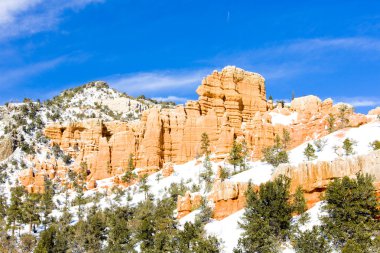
{"left": 272, "top": 150, "right": 380, "bottom": 208}
{"left": 41, "top": 66, "right": 366, "bottom": 184}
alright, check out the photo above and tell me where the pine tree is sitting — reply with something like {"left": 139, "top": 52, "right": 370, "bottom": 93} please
{"left": 200, "top": 154, "right": 213, "bottom": 191}
{"left": 196, "top": 197, "right": 213, "bottom": 224}
{"left": 121, "top": 154, "right": 137, "bottom": 183}
{"left": 131, "top": 199, "right": 155, "bottom": 250}
{"left": 235, "top": 176, "right": 292, "bottom": 253}
{"left": 127, "top": 153, "right": 135, "bottom": 171}
{"left": 262, "top": 146, "right": 289, "bottom": 167}
{"left": 0, "top": 193, "right": 8, "bottom": 222}
{"left": 7, "top": 185, "right": 26, "bottom": 236}
{"left": 326, "top": 113, "right": 336, "bottom": 133}
{"left": 293, "top": 186, "right": 307, "bottom": 215}
{"left": 322, "top": 173, "right": 380, "bottom": 250}
{"left": 34, "top": 224, "right": 58, "bottom": 253}
{"left": 106, "top": 206, "right": 134, "bottom": 252}
{"left": 304, "top": 143, "right": 317, "bottom": 161}
{"left": 176, "top": 220, "right": 221, "bottom": 253}
{"left": 219, "top": 166, "right": 229, "bottom": 181}
{"left": 139, "top": 174, "right": 150, "bottom": 199}
{"left": 20, "top": 233, "right": 37, "bottom": 253}
{"left": 122, "top": 170, "right": 137, "bottom": 183}
{"left": 370, "top": 140, "right": 380, "bottom": 150}
{"left": 229, "top": 140, "right": 243, "bottom": 172}
{"left": 282, "top": 128, "right": 291, "bottom": 149}
{"left": 338, "top": 104, "right": 350, "bottom": 129}
{"left": 293, "top": 226, "right": 331, "bottom": 253}
{"left": 342, "top": 138, "right": 356, "bottom": 156}
{"left": 22, "top": 193, "right": 41, "bottom": 233}
{"left": 200, "top": 132, "right": 210, "bottom": 155}
{"left": 235, "top": 184, "right": 278, "bottom": 253}
{"left": 85, "top": 205, "right": 107, "bottom": 252}
{"left": 151, "top": 198, "right": 178, "bottom": 252}
{"left": 41, "top": 177, "right": 55, "bottom": 229}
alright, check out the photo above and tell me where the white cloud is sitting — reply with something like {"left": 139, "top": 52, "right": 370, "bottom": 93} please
{"left": 0, "top": 0, "right": 104, "bottom": 41}
{"left": 335, "top": 97, "right": 380, "bottom": 107}
{"left": 152, "top": 96, "right": 189, "bottom": 104}
{"left": 106, "top": 68, "right": 211, "bottom": 95}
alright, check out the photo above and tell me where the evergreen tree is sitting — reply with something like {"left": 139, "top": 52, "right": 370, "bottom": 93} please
{"left": 293, "top": 186, "right": 307, "bottom": 215}
{"left": 121, "top": 170, "right": 137, "bottom": 183}
{"left": 175, "top": 221, "right": 221, "bottom": 253}
{"left": 338, "top": 104, "right": 350, "bottom": 129}
{"left": 229, "top": 140, "right": 243, "bottom": 172}
{"left": 342, "top": 138, "right": 356, "bottom": 156}
{"left": 322, "top": 173, "right": 380, "bottom": 251}
{"left": 304, "top": 143, "right": 317, "bottom": 161}
{"left": 41, "top": 177, "right": 55, "bottom": 229}
{"left": 282, "top": 128, "right": 291, "bottom": 149}
{"left": 235, "top": 184, "right": 278, "bottom": 253}
{"left": 293, "top": 226, "right": 331, "bottom": 253}
{"left": 200, "top": 154, "right": 213, "bottom": 191}
{"left": 0, "top": 193, "right": 8, "bottom": 222}
{"left": 262, "top": 146, "right": 289, "bottom": 167}
{"left": 23, "top": 193, "right": 41, "bottom": 233}
{"left": 326, "top": 113, "right": 336, "bottom": 133}
{"left": 219, "top": 166, "right": 229, "bottom": 181}
{"left": 370, "top": 140, "right": 380, "bottom": 150}
{"left": 235, "top": 176, "right": 292, "bottom": 253}
{"left": 200, "top": 132, "right": 210, "bottom": 155}
{"left": 130, "top": 199, "right": 155, "bottom": 250}
{"left": 139, "top": 174, "right": 150, "bottom": 199}
{"left": 127, "top": 153, "right": 135, "bottom": 171}
{"left": 262, "top": 134, "right": 289, "bottom": 167}
{"left": 53, "top": 208, "right": 72, "bottom": 253}
{"left": 34, "top": 224, "right": 58, "bottom": 253}
{"left": 106, "top": 206, "right": 135, "bottom": 253}
{"left": 196, "top": 197, "right": 213, "bottom": 224}
{"left": 151, "top": 198, "right": 178, "bottom": 252}
{"left": 85, "top": 205, "right": 107, "bottom": 253}
{"left": 20, "top": 233, "right": 37, "bottom": 253}
{"left": 7, "top": 185, "right": 26, "bottom": 236}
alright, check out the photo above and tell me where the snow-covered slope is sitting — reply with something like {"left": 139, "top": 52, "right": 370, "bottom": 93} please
{"left": 288, "top": 121, "right": 380, "bottom": 165}
{"left": 0, "top": 81, "right": 174, "bottom": 205}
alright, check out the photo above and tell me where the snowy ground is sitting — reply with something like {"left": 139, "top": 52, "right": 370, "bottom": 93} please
{"left": 288, "top": 121, "right": 380, "bottom": 165}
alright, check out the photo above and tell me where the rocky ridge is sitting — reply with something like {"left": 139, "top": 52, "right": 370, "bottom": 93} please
{"left": 10, "top": 66, "right": 379, "bottom": 221}
{"left": 39, "top": 66, "right": 366, "bottom": 184}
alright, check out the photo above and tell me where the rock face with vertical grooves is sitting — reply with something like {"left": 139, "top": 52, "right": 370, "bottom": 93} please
{"left": 272, "top": 150, "right": 380, "bottom": 208}
{"left": 40, "top": 66, "right": 366, "bottom": 183}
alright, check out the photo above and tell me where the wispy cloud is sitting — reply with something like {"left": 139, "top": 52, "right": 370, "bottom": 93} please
{"left": 335, "top": 97, "right": 380, "bottom": 107}
{"left": 0, "top": 0, "right": 104, "bottom": 41}
{"left": 152, "top": 96, "right": 189, "bottom": 104}
{"left": 105, "top": 68, "right": 211, "bottom": 96}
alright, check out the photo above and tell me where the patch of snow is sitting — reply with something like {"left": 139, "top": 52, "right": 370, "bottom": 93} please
{"left": 229, "top": 161, "right": 272, "bottom": 185}
{"left": 205, "top": 209, "right": 245, "bottom": 253}
{"left": 270, "top": 112, "right": 298, "bottom": 126}
{"left": 288, "top": 121, "right": 380, "bottom": 165}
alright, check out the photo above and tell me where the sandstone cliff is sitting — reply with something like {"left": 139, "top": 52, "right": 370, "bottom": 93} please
{"left": 40, "top": 66, "right": 366, "bottom": 184}
{"left": 272, "top": 150, "right": 380, "bottom": 208}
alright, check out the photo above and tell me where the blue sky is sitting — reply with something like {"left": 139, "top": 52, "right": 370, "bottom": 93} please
{"left": 1, "top": 0, "right": 380, "bottom": 113}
